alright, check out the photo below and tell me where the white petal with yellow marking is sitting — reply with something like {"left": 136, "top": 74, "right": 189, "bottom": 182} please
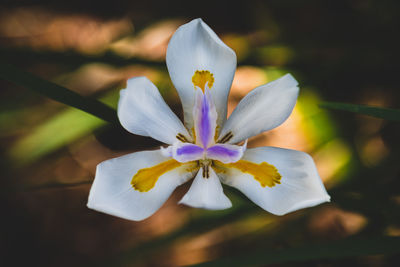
{"left": 166, "top": 18, "right": 236, "bottom": 130}
{"left": 220, "top": 147, "right": 330, "bottom": 215}
{"left": 88, "top": 150, "right": 195, "bottom": 221}
{"left": 118, "top": 77, "right": 191, "bottom": 145}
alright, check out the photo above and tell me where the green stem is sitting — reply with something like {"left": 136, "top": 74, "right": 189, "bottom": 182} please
{"left": 0, "top": 62, "right": 119, "bottom": 124}
{"left": 320, "top": 101, "right": 400, "bottom": 121}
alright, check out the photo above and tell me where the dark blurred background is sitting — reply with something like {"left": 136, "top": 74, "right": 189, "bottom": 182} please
{"left": 0, "top": 0, "right": 399, "bottom": 266}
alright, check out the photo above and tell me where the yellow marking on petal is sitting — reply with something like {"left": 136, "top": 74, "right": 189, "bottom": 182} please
{"left": 218, "top": 160, "right": 281, "bottom": 188}
{"left": 192, "top": 70, "right": 214, "bottom": 92}
{"left": 211, "top": 160, "right": 227, "bottom": 174}
{"left": 191, "top": 127, "right": 197, "bottom": 143}
{"left": 185, "top": 161, "right": 201, "bottom": 174}
{"left": 131, "top": 159, "right": 182, "bottom": 192}
{"left": 214, "top": 125, "right": 220, "bottom": 141}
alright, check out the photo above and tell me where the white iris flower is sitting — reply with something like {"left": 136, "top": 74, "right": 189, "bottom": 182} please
{"left": 87, "top": 18, "right": 330, "bottom": 221}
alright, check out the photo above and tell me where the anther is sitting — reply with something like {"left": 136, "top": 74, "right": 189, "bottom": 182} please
{"left": 202, "top": 164, "right": 210, "bottom": 178}
{"left": 200, "top": 159, "right": 211, "bottom": 178}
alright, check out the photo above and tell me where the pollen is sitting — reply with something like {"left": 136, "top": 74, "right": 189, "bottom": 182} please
{"left": 131, "top": 159, "right": 182, "bottom": 192}
{"left": 192, "top": 70, "right": 214, "bottom": 92}
{"left": 226, "top": 160, "right": 281, "bottom": 187}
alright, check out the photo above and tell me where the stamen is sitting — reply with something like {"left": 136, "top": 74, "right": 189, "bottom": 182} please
{"left": 200, "top": 159, "right": 211, "bottom": 178}
{"left": 192, "top": 70, "right": 214, "bottom": 92}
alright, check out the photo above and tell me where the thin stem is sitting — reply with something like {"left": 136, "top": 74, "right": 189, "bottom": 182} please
{"left": 0, "top": 62, "right": 119, "bottom": 124}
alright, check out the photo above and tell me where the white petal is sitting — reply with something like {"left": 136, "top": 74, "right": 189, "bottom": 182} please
{"left": 218, "top": 74, "right": 299, "bottom": 144}
{"left": 118, "top": 77, "right": 191, "bottom": 145}
{"left": 220, "top": 147, "right": 330, "bottom": 215}
{"left": 166, "top": 18, "right": 237, "bottom": 130}
{"left": 179, "top": 167, "right": 232, "bottom": 210}
{"left": 87, "top": 150, "right": 194, "bottom": 221}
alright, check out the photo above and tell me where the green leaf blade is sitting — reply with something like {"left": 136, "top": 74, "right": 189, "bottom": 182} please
{"left": 0, "top": 62, "right": 118, "bottom": 124}
{"left": 320, "top": 102, "right": 400, "bottom": 121}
